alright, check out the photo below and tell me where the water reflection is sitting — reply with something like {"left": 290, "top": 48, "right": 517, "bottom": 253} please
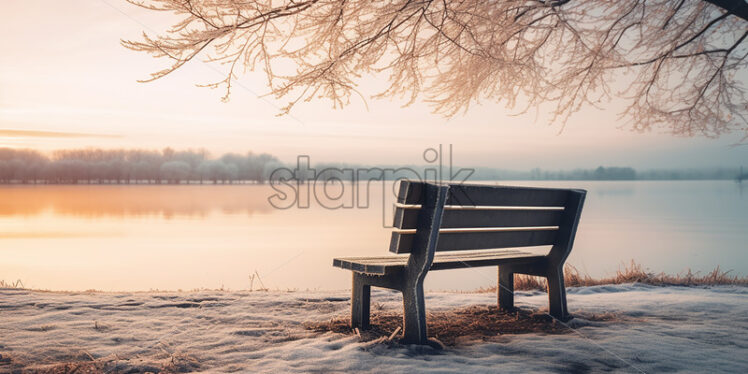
{"left": 0, "top": 185, "right": 274, "bottom": 218}
{"left": 0, "top": 181, "right": 746, "bottom": 291}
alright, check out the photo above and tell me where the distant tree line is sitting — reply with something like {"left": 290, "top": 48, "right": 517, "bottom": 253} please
{"left": 471, "top": 166, "right": 742, "bottom": 181}
{"left": 0, "top": 148, "right": 281, "bottom": 184}
{"left": 0, "top": 147, "right": 742, "bottom": 184}
{"left": 528, "top": 167, "right": 637, "bottom": 181}
{"left": 284, "top": 162, "right": 742, "bottom": 181}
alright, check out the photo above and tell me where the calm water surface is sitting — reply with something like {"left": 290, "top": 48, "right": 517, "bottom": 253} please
{"left": 1, "top": 181, "right": 746, "bottom": 291}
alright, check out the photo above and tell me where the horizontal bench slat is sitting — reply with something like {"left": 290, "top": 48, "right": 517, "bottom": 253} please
{"left": 447, "top": 184, "right": 570, "bottom": 207}
{"left": 333, "top": 249, "right": 545, "bottom": 275}
{"left": 390, "top": 228, "right": 557, "bottom": 253}
{"left": 397, "top": 181, "right": 570, "bottom": 207}
{"left": 393, "top": 207, "right": 564, "bottom": 229}
{"left": 396, "top": 226, "right": 558, "bottom": 234}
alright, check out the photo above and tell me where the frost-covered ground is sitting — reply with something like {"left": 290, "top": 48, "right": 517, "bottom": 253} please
{"left": 1, "top": 284, "right": 747, "bottom": 373}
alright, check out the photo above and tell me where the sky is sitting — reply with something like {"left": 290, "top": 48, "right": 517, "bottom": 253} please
{"left": 0, "top": 0, "right": 747, "bottom": 170}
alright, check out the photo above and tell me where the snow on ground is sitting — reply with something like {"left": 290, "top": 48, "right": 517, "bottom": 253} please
{"left": 1, "top": 284, "right": 747, "bottom": 373}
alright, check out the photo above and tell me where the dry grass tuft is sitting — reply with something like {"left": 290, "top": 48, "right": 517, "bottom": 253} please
{"left": 0, "top": 351, "right": 200, "bottom": 374}
{"left": 0, "top": 279, "right": 24, "bottom": 289}
{"left": 479, "top": 261, "right": 748, "bottom": 293}
{"left": 306, "top": 306, "right": 618, "bottom": 346}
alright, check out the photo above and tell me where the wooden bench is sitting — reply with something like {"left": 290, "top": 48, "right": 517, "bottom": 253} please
{"left": 333, "top": 180, "right": 586, "bottom": 345}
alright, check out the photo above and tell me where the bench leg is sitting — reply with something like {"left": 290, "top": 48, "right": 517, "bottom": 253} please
{"left": 497, "top": 266, "right": 515, "bottom": 311}
{"left": 401, "top": 280, "right": 427, "bottom": 345}
{"left": 351, "top": 274, "right": 371, "bottom": 330}
{"left": 546, "top": 266, "right": 570, "bottom": 321}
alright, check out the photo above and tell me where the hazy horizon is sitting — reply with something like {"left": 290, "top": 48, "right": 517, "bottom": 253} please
{"left": 0, "top": 138, "right": 747, "bottom": 171}
{"left": 0, "top": 146, "right": 744, "bottom": 179}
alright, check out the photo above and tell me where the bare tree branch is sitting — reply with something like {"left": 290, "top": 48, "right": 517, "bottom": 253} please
{"left": 123, "top": 0, "right": 748, "bottom": 139}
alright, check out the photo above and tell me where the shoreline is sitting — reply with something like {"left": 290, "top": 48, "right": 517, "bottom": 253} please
{"left": 4, "top": 261, "right": 747, "bottom": 294}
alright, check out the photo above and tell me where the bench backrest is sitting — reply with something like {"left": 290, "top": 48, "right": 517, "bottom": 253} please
{"left": 390, "top": 181, "right": 586, "bottom": 267}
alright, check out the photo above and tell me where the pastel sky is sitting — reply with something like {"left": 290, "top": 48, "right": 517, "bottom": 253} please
{"left": 1, "top": 0, "right": 746, "bottom": 169}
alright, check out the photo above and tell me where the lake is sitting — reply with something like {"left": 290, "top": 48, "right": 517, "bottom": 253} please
{"left": 1, "top": 180, "right": 746, "bottom": 291}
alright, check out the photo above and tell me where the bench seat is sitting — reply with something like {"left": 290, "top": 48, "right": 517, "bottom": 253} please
{"left": 334, "top": 249, "right": 545, "bottom": 275}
